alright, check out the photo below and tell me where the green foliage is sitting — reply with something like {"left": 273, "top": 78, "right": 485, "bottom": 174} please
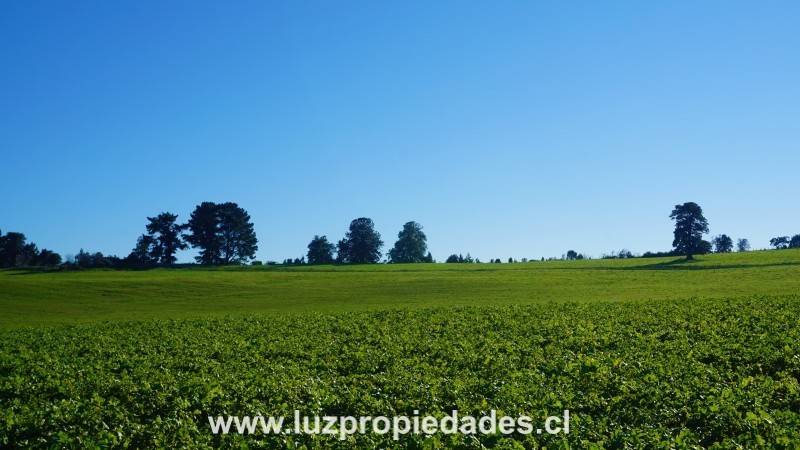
{"left": 445, "top": 253, "right": 474, "bottom": 263}
{"left": 185, "top": 202, "right": 220, "bottom": 265}
{"left": 0, "top": 232, "right": 26, "bottom": 267}
{"left": 670, "top": 202, "right": 710, "bottom": 258}
{"left": 145, "top": 212, "right": 187, "bottom": 265}
{"left": 337, "top": 218, "right": 383, "bottom": 264}
{"left": 712, "top": 234, "right": 734, "bottom": 253}
{"left": 216, "top": 202, "right": 258, "bottom": 264}
{"left": 770, "top": 237, "right": 790, "bottom": 250}
{"left": 1, "top": 296, "right": 798, "bottom": 448}
{"left": 387, "top": 221, "right": 428, "bottom": 263}
{"left": 737, "top": 238, "right": 750, "bottom": 252}
{"left": 307, "top": 235, "right": 335, "bottom": 265}
{"left": 185, "top": 202, "right": 258, "bottom": 265}
{"left": 128, "top": 234, "right": 158, "bottom": 265}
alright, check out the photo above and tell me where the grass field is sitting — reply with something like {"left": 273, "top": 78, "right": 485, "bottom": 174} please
{"left": 2, "top": 249, "right": 800, "bottom": 328}
{"left": 1, "top": 250, "right": 799, "bottom": 448}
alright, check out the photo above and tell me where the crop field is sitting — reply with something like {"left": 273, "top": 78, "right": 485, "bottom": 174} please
{"left": 1, "top": 251, "right": 800, "bottom": 448}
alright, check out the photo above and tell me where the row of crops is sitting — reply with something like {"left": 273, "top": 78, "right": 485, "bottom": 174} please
{"left": 1, "top": 295, "right": 799, "bottom": 448}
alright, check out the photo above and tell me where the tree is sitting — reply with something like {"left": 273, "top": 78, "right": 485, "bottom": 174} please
{"left": 75, "top": 249, "right": 92, "bottom": 268}
{"left": 736, "top": 238, "right": 750, "bottom": 252}
{"left": 770, "top": 236, "right": 790, "bottom": 250}
{"left": 566, "top": 250, "right": 578, "bottom": 260}
{"left": 307, "top": 235, "right": 335, "bottom": 265}
{"left": 215, "top": 202, "right": 258, "bottom": 264}
{"left": 37, "top": 249, "right": 62, "bottom": 267}
{"left": 19, "top": 242, "right": 38, "bottom": 266}
{"left": 128, "top": 234, "right": 157, "bottom": 265}
{"left": 711, "top": 234, "right": 733, "bottom": 253}
{"left": 790, "top": 234, "right": 800, "bottom": 249}
{"left": 335, "top": 239, "right": 348, "bottom": 264}
{"left": 185, "top": 202, "right": 258, "bottom": 265}
{"left": 617, "top": 249, "right": 633, "bottom": 259}
{"left": 387, "top": 221, "right": 428, "bottom": 263}
{"left": 337, "top": 218, "right": 383, "bottom": 264}
{"left": 0, "top": 232, "right": 26, "bottom": 267}
{"left": 445, "top": 254, "right": 460, "bottom": 263}
{"left": 670, "top": 202, "right": 710, "bottom": 259}
{"left": 185, "top": 202, "right": 220, "bottom": 265}
{"left": 146, "top": 212, "right": 187, "bottom": 264}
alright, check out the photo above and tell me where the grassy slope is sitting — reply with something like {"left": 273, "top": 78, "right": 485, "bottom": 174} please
{"left": 1, "top": 249, "right": 799, "bottom": 329}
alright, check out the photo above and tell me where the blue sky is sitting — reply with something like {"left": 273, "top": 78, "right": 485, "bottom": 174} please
{"left": 2, "top": 1, "right": 799, "bottom": 262}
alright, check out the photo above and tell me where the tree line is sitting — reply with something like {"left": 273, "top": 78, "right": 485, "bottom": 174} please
{"left": 129, "top": 202, "right": 258, "bottom": 266}
{"left": 1, "top": 201, "right": 799, "bottom": 269}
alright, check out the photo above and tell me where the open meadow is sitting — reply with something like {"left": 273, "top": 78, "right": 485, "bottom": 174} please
{"left": 2, "top": 250, "right": 800, "bottom": 328}
{"left": 1, "top": 251, "right": 800, "bottom": 448}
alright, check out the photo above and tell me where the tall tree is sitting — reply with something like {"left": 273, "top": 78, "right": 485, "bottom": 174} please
{"left": 128, "top": 234, "right": 157, "bottom": 265}
{"left": 736, "top": 238, "right": 750, "bottom": 252}
{"left": 0, "top": 232, "right": 26, "bottom": 267}
{"left": 711, "top": 234, "right": 733, "bottom": 253}
{"left": 19, "top": 242, "right": 38, "bottom": 266}
{"left": 387, "top": 221, "right": 429, "bottom": 263}
{"left": 307, "top": 235, "right": 335, "bottom": 265}
{"left": 335, "top": 238, "right": 348, "bottom": 264}
{"left": 338, "top": 217, "right": 383, "bottom": 264}
{"left": 36, "top": 249, "right": 62, "bottom": 267}
{"left": 216, "top": 202, "right": 258, "bottom": 264}
{"left": 770, "top": 236, "right": 790, "bottom": 250}
{"left": 184, "top": 202, "right": 258, "bottom": 265}
{"left": 185, "top": 202, "right": 220, "bottom": 265}
{"left": 146, "top": 212, "right": 187, "bottom": 264}
{"left": 790, "top": 234, "right": 800, "bottom": 249}
{"left": 669, "top": 202, "right": 710, "bottom": 260}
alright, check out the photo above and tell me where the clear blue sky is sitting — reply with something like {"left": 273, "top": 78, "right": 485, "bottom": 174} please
{"left": 2, "top": 1, "right": 798, "bottom": 262}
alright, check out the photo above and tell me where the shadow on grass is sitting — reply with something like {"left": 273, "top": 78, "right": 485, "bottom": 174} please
{"left": 622, "top": 258, "right": 800, "bottom": 270}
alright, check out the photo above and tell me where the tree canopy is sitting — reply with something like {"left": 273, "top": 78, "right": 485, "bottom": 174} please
{"left": 184, "top": 202, "right": 258, "bottom": 265}
{"left": 670, "top": 202, "right": 710, "bottom": 259}
{"left": 128, "top": 234, "right": 158, "bottom": 265}
{"left": 736, "top": 238, "right": 750, "bottom": 252}
{"left": 0, "top": 231, "right": 53, "bottom": 267}
{"left": 184, "top": 202, "right": 220, "bottom": 265}
{"left": 306, "top": 235, "right": 335, "bottom": 265}
{"left": 337, "top": 218, "right": 383, "bottom": 264}
{"left": 387, "top": 221, "right": 429, "bottom": 263}
{"left": 216, "top": 202, "right": 258, "bottom": 264}
{"left": 711, "top": 234, "right": 733, "bottom": 253}
{"left": 770, "top": 236, "right": 790, "bottom": 250}
{"left": 145, "top": 212, "right": 187, "bottom": 264}
{"left": 0, "top": 231, "right": 26, "bottom": 267}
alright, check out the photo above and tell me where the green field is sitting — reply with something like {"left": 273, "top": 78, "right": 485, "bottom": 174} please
{"left": 2, "top": 250, "right": 800, "bottom": 328}
{"left": 1, "top": 251, "right": 800, "bottom": 448}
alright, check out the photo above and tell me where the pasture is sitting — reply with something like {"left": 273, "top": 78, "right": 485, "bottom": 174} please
{"left": 1, "top": 249, "right": 800, "bottom": 328}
